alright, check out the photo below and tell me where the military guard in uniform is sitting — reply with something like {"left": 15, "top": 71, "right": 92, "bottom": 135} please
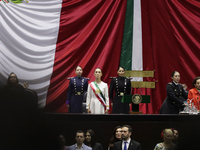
{"left": 67, "top": 66, "right": 88, "bottom": 113}
{"left": 110, "top": 67, "right": 131, "bottom": 114}
{"left": 160, "top": 71, "right": 188, "bottom": 114}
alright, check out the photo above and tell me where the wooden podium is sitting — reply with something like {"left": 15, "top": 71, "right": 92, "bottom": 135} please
{"left": 122, "top": 94, "right": 150, "bottom": 114}
{"left": 123, "top": 70, "right": 156, "bottom": 114}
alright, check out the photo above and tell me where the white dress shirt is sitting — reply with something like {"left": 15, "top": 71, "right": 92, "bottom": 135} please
{"left": 122, "top": 138, "right": 131, "bottom": 150}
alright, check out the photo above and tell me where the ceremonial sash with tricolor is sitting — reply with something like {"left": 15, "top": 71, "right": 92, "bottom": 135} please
{"left": 90, "top": 82, "right": 106, "bottom": 109}
{"left": 2, "top": 0, "right": 9, "bottom": 3}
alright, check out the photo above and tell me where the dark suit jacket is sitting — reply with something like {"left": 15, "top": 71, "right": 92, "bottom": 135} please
{"left": 113, "top": 140, "right": 141, "bottom": 150}
{"left": 92, "top": 142, "right": 103, "bottom": 150}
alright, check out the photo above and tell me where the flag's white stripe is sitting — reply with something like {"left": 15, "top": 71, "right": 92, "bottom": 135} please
{"left": 0, "top": 0, "right": 62, "bottom": 107}
{"left": 132, "top": 0, "right": 143, "bottom": 81}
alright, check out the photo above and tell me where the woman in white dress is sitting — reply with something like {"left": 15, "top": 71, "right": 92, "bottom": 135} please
{"left": 86, "top": 68, "right": 109, "bottom": 114}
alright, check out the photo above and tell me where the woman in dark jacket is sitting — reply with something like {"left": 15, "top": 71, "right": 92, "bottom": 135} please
{"left": 160, "top": 71, "right": 188, "bottom": 114}
{"left": 3, "top": 72, "right": 25, "bottom": 104}
{"left": 85, "top": 129, "right": 103, "bottom": 150}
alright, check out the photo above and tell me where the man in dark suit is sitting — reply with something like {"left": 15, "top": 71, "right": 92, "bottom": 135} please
{"left": 67, "top": 130, "right": 92, "bottom": 150}
{"left": 113, "top": 125, "right": 141, "bottom": 150}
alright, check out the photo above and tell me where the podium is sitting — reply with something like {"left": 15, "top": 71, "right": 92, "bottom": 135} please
{"left": 123, "top": 70, "right": 156, "bottom": 114}
{"left": 122, "top": 94, "right": 150, "bottom": 114}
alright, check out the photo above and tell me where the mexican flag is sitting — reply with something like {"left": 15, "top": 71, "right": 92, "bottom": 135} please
{"left": 0, "top": 0, "right": 129, "bottom": 112}
{"left": 120, "top": 0, "right": 154, "bottom": 114}
{"left": 0, "top": 0, "right": 63, "bottom": 108}
{"left": 1, "top": 0, "right": 199, "bottom": 113}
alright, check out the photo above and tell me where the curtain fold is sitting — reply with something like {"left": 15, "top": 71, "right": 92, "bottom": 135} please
{"left": 45, "top": 0, "right": 127, "bottom": 112}
{"left": 1, "top": 0, "right": 200, "bottom": 113}
{"left": 0, "top": 0, "right": 62, "bottom": 107}
{"left": 141, "top": 0, "right": 200, "bottom": 113}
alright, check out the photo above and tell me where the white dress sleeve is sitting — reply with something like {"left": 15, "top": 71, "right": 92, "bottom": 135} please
{"left": 105, "top": 83, "right": 109, "bottom": 110}
{"left": 86, "top": 83, "right": 91, "bottom": 109}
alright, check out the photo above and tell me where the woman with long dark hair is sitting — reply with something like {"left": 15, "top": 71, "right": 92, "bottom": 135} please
{"left": 3, "top": 72, "right": 25, "bottom": 102}
{"left": 108, "top": 126, "right": 122, "bottom": 150}
{"left": 85, "top": 129, "right": 103, "bottom": 150}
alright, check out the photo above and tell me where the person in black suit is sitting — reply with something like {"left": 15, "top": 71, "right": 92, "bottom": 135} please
{"left": 113, "top": 125, "right": 141, "bottom": 150}
{"left": 84, "top": 129, "right": 103, "bottom": 150}
{"left": 160, "top": 71, "right": 188, "bottom": 114}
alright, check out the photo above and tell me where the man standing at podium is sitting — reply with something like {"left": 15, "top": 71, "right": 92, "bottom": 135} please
{"left": 113, "top": 125, "right": 141, "bottom": 150}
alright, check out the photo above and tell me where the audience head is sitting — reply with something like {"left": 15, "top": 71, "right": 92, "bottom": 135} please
{"left": 171, "top": 71, "right": 180, "bottom": 83}
{"left": 7, "top": 72, "right": 19, "bottom": 86}
{"left": 114, "top": 126, "right": 122, "bottom": 140}
{"left": 117, "top": 67, "right": 125, "bottom": 77}
{"left": 58, "top": 134, "right": 67, "bottom": 147}
{"left": 75, "top": 130, "right": 85, "bottom": 145}
{"left": 161, "top": 129, "right": 173, "bottom": 143}
{"left": 75, "top": 66, "right": 83, "bottom": 77}
{"left": 192, "top": 77, "right": 200, "bottom": 89}
{"left": 173, "top": 129, "right": 179, "bottom": 141}
{"left": 121, "top": 125, "right": 132, "bottom": 141}
{"left": 85, "top": 129, "right": 95, "bottom": 147}
{"left": 109, "top": 126, "right": 122, "bottom": 147}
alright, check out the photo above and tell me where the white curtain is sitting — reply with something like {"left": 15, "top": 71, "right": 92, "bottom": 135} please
{"left": 132, "top": 0, "right": 143, "bottom": 81}
{"left": 0, "top": 0, "right": 62, "bottom": 107}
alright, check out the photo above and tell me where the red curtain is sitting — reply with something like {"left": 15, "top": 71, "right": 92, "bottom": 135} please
{"left": 141, "top": 0, "right": 200, "bottom": 113}
{"left": 45, "top": 0, "right": 200, "bottom": 113}
{"left": 45, "top": 0, "right": 127, "bottom": 112}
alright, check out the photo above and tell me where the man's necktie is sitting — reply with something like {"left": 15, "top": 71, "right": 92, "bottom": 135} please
{"left": 124, "top": 141, "right": 127, "bottom": 150}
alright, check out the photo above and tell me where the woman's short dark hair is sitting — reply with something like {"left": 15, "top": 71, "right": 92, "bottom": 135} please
{"left": 118, "top": 66, "right": 125, "bottom": 71}
{"left": 171, "top": 71, "right": 178, "bottom": 77}
{"left": 95, "top": 68, "right": 102, "bottom": 73}
{"left": 192, "top": 77, "right": 200, "bottom": 87}
{"left": 85, "top": 129, "right": 95, "bottom": 147}
{"left": 75, "top": 66, "right": 82, "bottom": 71}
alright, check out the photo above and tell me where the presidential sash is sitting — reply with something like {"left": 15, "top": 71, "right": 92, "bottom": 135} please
{"left": 90, "top": 81, "right": 106, "bottom": 109}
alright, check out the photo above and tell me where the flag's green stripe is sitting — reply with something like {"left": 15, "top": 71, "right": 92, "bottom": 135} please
{"left": 120, "top": 0, "right": 133, "bottom": 71}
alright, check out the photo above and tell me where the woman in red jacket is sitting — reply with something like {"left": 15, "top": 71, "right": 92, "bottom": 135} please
{"left": 188, "top": 77, "right": 200, "bottom": 110}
